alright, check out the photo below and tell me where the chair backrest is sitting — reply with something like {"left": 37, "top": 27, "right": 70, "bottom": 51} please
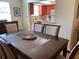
{"left": 56, "top": 42, "right": 79, "bottom": 59}
{"left": 44, "top": 24, "right": 60, "bottom": 39}
{"left": 33, "top": 23, "right": 45, "bottom": 33}
{"left": 0, "top": 22, "right": 6, "bottom": 34}
{"left": 68, "top": 42, "right": 79, "bottom": 59}
{"left": 0, "top": 40, "right": 18, "bottom": 59}
{"left": 5, "top": 21, "right": 19, "bottom": 34}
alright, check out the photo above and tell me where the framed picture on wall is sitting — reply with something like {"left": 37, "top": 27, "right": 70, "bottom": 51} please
{"left": 77, "top": 4, "right": 79, "bottom": 18}
{"left": 13, "top": 7, "right": 21, "bottom": 17}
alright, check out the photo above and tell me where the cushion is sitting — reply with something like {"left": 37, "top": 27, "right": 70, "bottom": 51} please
{"left": 56, "top": 55, "right": 66, "bottom": 59}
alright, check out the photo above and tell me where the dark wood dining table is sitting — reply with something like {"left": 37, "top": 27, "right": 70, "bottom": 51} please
{"left": 0, "top": 31, "right": 68, "bottom": 59}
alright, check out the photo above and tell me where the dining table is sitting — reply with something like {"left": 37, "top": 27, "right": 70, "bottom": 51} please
{"left": 0, "top": 31, "right": 68, "bottom": 59}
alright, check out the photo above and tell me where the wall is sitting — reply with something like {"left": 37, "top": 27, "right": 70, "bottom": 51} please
{"left": 22, "top": 0, "right": 30, "bottom": 31}
{"left": 56, "top": 0, "right": 76, "bottom": 50}
{"left": 70, "top": 0, "right": 79, "bottom": 50}
{"left": 0, "top": 0, "right": 24, "bottom": 30}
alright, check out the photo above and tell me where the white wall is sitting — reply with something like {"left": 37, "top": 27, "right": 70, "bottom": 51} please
{"left": 55, "top": 0, "right": 75, "bottom": 40}
{"left": 21, "top": 0, "right": 30, "bottom": 31}
{"left": 55, "top": 0, "right": 76, "bottom": 50}
{"left": 0, "top": 0, "right": 24, "bottom": 30}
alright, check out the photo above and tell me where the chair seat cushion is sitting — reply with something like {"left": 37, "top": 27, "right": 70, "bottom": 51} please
{"left": 55, "top": 55, "right": 66, "bottom": 59}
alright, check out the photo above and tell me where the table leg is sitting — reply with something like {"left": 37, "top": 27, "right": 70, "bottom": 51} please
{"left": 63, "top": 44, "right": 67, "bottom": 57}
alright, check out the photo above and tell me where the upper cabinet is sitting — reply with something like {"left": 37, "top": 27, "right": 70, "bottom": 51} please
{"left": 29, "top": 3, "right": 34, "bottom": 15}
{"left": 39, "top": 4, "right": 55, "bottom": 16}
{"left": 29, "top": 0, "right": 55, "bottom": 16}
{"left": 39, "top": 5, "right": 47, "bottom": 16}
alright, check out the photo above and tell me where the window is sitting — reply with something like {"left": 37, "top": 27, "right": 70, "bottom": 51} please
{"left": 34, "top": 5, "right": 39, "bottom": 16}
{"left": 0, "top": 2, "right": 11, "bottom": 21}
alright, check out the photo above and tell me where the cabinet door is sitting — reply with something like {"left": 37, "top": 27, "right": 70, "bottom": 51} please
{"left": 39, "top": 5, "right": 47, "bottom": 16}
{"left": 29, "top": 3, "right": 34, "bottom": 15}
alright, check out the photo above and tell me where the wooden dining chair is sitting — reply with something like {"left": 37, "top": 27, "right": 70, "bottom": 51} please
{"left": 33, "top": 23, "right": 45, "bottom": 33}
{"left": 0, "top": 22, "right": 7, "bottom": 34}
{"left": 0, "top": 40, "right": 18, "bottom": 59}
{"left": 44, "top": 24, "right": 60, "bottom": 39}
{"left": 5, "top": 21, "right": 19, "bottom": 34}
{"left": 56, "top": 41, "right": 79, "bottom": 59}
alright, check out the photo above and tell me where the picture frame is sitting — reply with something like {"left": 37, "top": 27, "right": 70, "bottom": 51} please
{"left": 13, "top": 7, "right": 21, "bottom": 17}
